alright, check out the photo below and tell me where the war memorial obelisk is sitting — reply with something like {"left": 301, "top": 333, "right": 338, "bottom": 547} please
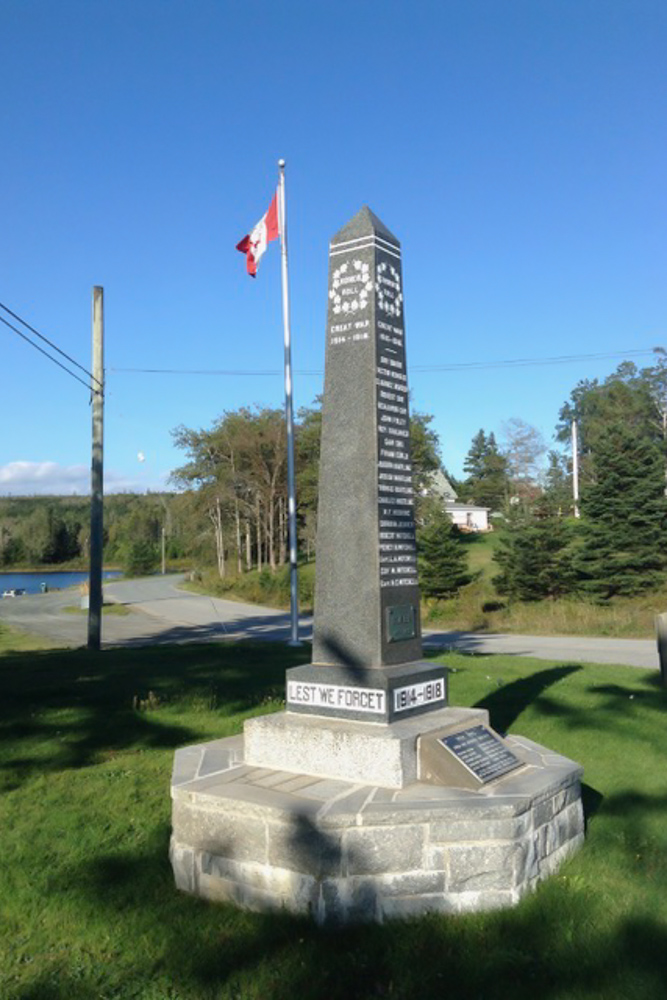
{"left": 284, "top": 207, "right": 446, "bottom": 725}
{"left": 170, "top": 208, "right": 585, "bottom": 924}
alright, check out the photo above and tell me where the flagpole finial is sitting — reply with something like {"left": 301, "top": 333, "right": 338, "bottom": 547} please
{"left": 278, "top": 158, "right": 286, "bottom": 168}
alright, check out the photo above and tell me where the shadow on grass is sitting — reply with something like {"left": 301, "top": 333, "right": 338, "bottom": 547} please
{"left": 0, "top": 640, "right": 310, "bottom": 789}
{"left": 5, "top": 643, "right": 667, "bottom": 998}
{"left": 110, "top": 609, "right": 314, "bottom": 647}
{"left": 473, "top": 664, "right": 582, "bottom": 732}
{"left": 24, "top": 813, "right": 667, "bottom": 1000}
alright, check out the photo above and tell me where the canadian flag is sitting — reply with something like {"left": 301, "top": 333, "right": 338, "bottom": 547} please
{"left": 236, "top": 193, "right": 280, "bottom": 277}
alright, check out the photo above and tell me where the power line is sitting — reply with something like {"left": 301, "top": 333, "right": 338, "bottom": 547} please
{"left": 411, "top": 348, "right": 654, "bottom": 372}
{"left": 0, "top": 313, "right": 93, "bottom": 392}
{"left": 109, "top": 347, "right": 655, "bottom": 378}
{"left": 110, "top": 367, "right": 314, "bottom": 376}
{"left": 0, "top": 300, "right": 101, "bottom": 390}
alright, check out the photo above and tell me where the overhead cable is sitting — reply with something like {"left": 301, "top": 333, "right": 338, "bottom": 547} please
{"left": 0, "top": 300, "right": 101, "bottom": 389}
{"left": 0, "top": 313, "right": 93, "bottom": 392}
{"left": 109, "top": 347, "right": 655, "bottom": 378}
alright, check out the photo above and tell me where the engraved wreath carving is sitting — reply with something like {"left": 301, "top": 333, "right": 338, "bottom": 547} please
{"left": 329, "top": 259, "right": 373, "bottom": 315}
{"left": 376, "top": 261, "right": 403, "bottom": 319}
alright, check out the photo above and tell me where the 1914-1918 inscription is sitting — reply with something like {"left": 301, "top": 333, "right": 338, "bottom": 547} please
{"left": 440, "top": 725, "right": 522, "bottom": 784}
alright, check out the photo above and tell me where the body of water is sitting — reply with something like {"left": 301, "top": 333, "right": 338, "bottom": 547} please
{"left": 0, "top": 570, "right": 122, "bottom": 595}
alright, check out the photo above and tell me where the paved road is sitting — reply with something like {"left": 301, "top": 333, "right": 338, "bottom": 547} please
{"left": 0, "top": 573, "right": 659, "bottom": 669}
{"left": 0, "top": 574, "right": 300, "bottom": 647}
{"left": 421, "top": 630, "right": 659, "bottom": 670}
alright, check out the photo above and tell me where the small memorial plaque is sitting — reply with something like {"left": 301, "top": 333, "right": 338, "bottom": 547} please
{"left": 387, "top": 604, "right": 416, "bottom": 642}
{"left": 440, "top": 725, "right": 522, "bottom": 784}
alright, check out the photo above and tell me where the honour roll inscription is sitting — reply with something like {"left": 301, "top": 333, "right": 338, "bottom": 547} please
{"left": 329, "top": 259, "right": 373, "bottom": 316}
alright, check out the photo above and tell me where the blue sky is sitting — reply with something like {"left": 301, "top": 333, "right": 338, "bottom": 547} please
{"left": 1, "top": 0, "right": 665, "bottom": 495}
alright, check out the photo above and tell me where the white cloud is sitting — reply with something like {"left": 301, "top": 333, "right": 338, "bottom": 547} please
{"left": 0, "top": 461, "right": 163, "bottom": 496}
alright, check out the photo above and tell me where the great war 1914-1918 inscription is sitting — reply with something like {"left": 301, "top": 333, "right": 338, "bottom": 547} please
{"left": 285, "top": 207, "right": 447, "bottom": 723}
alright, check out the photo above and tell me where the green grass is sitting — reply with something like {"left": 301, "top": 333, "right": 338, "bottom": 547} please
{"left": 184, "top": 561, "right": 317, "bottom": 612}
{"left": 188, "top": 536, "right": 667, "bottom": 638}
{"left": 0, "top": 620, "right": 55, "bottom": 654}
{"left": 2, "top": 624, "right": 666, "bottom": 999}
{"left": 463, "top": 527, "right": 501, "bottom": 580}
{"left": 61, "top": 602, "right": 131, "bottom": 616}
{"left": 421, "top": 531, "right": 667, "bottom": 637}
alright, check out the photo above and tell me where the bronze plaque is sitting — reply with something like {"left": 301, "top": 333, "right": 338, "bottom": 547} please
{"left": 440, "top": 725, "right": 522, "bottom": 784}
{"left": 387, "top": 604, "right": 416, "bottom": 643}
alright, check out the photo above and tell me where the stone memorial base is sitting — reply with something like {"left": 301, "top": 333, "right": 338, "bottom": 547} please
{"left": 170, "top": 708, "right": 584, "bottom": 924}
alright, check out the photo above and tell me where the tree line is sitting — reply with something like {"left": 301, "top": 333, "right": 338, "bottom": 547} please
{"left": 0, "top": 494, "right": 180, "bottom": 575}
{"left": 459, "top": 358, "right": 667, "bottom": 602}
{"left": 3, "top": 356, "right": 666, "bottom": 606}
{"left": 170, "top": 401, "right": 442, "bottom": 578}
{"left": 0, "top": 400, "right": 442, "bottom": 578}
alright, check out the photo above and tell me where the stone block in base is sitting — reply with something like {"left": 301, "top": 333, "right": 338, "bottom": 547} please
{"left": 244, "top": 706, "right": 489, "bottom": 789}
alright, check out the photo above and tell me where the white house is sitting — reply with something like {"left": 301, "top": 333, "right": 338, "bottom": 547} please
{"left": 424, "top": 469, "right": 491, "bottom": 532}
{"left": 444, "top": 501, "right": 490, "bottom": 532}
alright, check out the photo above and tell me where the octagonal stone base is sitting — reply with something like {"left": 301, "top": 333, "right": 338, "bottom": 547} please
{"left": 170, "top": 727, "right": 584, "bottom": 924}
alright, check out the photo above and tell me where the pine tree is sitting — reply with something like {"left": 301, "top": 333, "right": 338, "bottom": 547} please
{"left": 543, "top": 450, "right": 574, "bottom": 514}
{"left": 417, "top": 499, "right": 471, "bottom": 598}
{"left": 493, "top": 498, "right": 575, "bottom": 601}
{"left": 575, "top": 422, "right": 667, "bottom": 598}
{"left": 556, "top": 362, "right": 664, "bottom": 492}
{"left": 463, "top": 429, "right": 491, "bottom": 481}
{"left": 462, "top": 430, "right": 509, "bottom": 510}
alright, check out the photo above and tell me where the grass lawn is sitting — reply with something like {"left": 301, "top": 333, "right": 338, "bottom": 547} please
{"left": 422, "top": 532, "right": 667, "bottom": 638}
{"left": 1, "top": 623, "right": 666, "bottom": 999}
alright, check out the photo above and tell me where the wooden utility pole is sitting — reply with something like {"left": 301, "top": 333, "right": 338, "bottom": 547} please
{"left": 87, "top": 286, "right": 104, "bottom": 650}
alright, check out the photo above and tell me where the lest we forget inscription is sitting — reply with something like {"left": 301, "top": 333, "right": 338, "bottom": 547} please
{"left": 285, "top": 207, "right": 447, "bottom": 723}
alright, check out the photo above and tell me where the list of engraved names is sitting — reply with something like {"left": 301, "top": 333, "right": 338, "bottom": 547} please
{"left": 375, "top": 253, "right": 418, "bottom": 591}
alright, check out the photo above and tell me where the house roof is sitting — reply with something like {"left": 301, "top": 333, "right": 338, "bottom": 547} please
{"left": 425, "top": 468, "right": 457, "bottom": 502}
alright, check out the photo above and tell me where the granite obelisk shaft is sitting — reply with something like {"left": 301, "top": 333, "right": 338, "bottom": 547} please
{"left": 285, "top": 207, "right": 445, "bottom": 722}
{"left": 312, "top": 207, "right": 422, "bottom": 668}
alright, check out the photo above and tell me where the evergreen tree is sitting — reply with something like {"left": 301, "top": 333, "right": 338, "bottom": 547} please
{"left": 123, "top": 539, "right": 160, "bottom": 577}
{"left": 417, "top": 499, "right": 471, "bottom": 598}
{"left": 543, "top": 450, "right": 574, "bottom": 514}
{"left": 493, "top": 498, "right": 575, "bottom": 601}
{"left": 575, "top": 422, "right": 667, "bottom": 598}
{"left": 556, "top": 362, "right": 664, "bottom": 492}
{"left": 462, "top": 430, "right": 509, "bottom": 510}
{"left": 463, "top": 429, "right": 492, "bottom": 481}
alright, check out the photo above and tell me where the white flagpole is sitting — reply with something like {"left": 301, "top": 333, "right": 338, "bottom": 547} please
{"left": 572, "top": 420, "right": 580, "bottom": 519}
{"left": 278, "top": 158, "right": 301, "bottom": 646}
